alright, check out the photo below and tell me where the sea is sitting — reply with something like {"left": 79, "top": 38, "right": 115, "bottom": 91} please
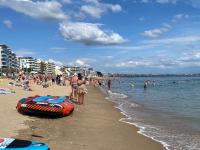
{"left": 100, "top": 76, "right": 200, "bottom": 150}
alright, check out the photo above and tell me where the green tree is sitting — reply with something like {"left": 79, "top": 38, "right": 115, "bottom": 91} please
{"left": 40, "top": 61, "right": 46, "bottom": 74}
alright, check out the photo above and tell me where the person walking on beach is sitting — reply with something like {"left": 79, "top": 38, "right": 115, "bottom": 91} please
{"left": 108, "top": 79, "right": 111, "bottom": 90}
{"left": 70, "top": 73, "right": 78, "bottom": 101}
{"left": 77, "top": 74, "right": 87, "bottom": 105}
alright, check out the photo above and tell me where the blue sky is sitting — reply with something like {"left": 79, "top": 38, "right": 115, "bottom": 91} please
{"left": 1, "top": 0, "right": 200, "bottom": 73}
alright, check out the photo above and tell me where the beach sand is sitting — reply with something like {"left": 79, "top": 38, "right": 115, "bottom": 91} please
{"left": 0, "top": 79, "right": 164, "bottom": 149}
{"left": 0, "top": 79, "right": 71, "bottom": 137}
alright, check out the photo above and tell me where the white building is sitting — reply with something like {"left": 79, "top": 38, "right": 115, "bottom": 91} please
{"left": 0, "top": 44, "right": 18, "bottom": 75}
{"left": 18, "top": 57, "right": 36, "bottom": 72}
{"left": 18, "top": 57, "right": 57, "bottom": 74}
{"left": 33, "top": 59, "right": 42, "bottom": 73}
{"left": 63, "top": 66, "right": 94, "bottom": 76}
{"left": 45, "top": 61, "right": 55, "bottom": 74}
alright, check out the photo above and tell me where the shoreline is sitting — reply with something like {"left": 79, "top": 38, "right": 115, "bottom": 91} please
{"left": 16, "top": 85, "right": 164, "bottom": 150}
{"left": 117, "top": 108, "right": 169, "bottom": 150}
{"left": 98, "top": 87, "right": 170, "bottom": 150}
{"left": 98, "top": 86, "right": 168, "bottom": 150}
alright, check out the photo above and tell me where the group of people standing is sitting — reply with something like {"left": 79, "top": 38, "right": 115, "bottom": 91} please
{"left": 14, "top": 72, "right": 70, "bottom": 90}
{"left": 33, "top": 74, "right": 67, "bottom": 87}
{"left": 70, "top": 73, "right": 88, "bottom": 105}
{"left": 11, "top": 70, "right": 89, "bottom": 105}
{"left": 144, "top": 80, "right": 156, "bottom": 88}
{"left": 89, "top": 77, "right": 112, "bottom": 90}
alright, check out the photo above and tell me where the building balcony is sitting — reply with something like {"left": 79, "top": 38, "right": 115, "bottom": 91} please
{"left": 1, "top": 59, "right": 8, "bottom": 63}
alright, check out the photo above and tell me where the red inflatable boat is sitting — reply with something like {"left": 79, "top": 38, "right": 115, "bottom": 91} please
{"left": 17, "top": 96, "right": 74, "bottom": 117}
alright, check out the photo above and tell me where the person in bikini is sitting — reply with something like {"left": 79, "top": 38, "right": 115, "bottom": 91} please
{"left": 77, "top": 74, "right": 87, "bottom": 105}
{"left": 70, "top": 73, "right": 78, "bottom": 101}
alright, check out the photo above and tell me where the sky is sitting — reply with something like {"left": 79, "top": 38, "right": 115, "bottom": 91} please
{"left": 1, "top": 0, "right": 200, "bottom": 74}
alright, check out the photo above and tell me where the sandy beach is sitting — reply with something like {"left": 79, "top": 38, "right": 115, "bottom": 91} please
{"left": 0, "top": 79, "right": 164, "bottom": 150}
{"left": 0, "top": 79, "right": 71, "bottom": 137}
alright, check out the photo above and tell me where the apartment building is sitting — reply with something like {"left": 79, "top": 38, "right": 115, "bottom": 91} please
{"left": 45, "top": 61, "right": 56, "bottom": 74}
{"left": 18, "top": 57, "right": 36, "bottom": 71}
{"left": 0, "top": 44, "right": 18, "bottom": 75}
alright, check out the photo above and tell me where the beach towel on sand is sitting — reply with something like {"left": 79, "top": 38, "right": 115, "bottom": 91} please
{"left": 0, "top": 88, "right": 15, "bottom": 94}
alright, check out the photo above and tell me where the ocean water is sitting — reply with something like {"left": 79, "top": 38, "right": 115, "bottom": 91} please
{"left": 102, "top": 76, "right": 200, "bottom": 150}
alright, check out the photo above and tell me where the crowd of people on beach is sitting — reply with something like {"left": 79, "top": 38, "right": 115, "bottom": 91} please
{"left": 4, "top": 70, "right": 114, "bottom": 105}
{"left": 7, "top": 71, "right": 91, "bottom": 105}
{"left": 88, "top": 77, "right": 112, "bottom": 89}
{"left": 10, "top": 72, "right": 69, "bottom": 91}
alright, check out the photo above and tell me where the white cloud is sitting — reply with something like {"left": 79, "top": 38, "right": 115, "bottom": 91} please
{"left": 144, "top": 36, "right": 200, "bottom": 45}
{"left": 0, "top": 0, "right": 67, "bottom": 20}
{"left": 0, "top": 0, "right": 124, "bottom": 47}
{"left": 48, "top": 59, "right": 63, "bottom": 66}
{"left": 71, "top": 59, "right": 89, "bottom": 67}
{"left": 167, "top": 51, "right": 200, "bottom": 67}
{"left": 172, "top": 13, "right": 189, "bottom": 23}
{"left": 81, "top": 0, "right": 122, "bottom": 19}
{"left": 109, "top": 4, "right": 122, "bottom": 12}
{"left": 75, "top": 59, "right": 88, "bottom": 66}
{"left": 15, "top": 50, "right": 36, "bottom": 56}
{"left": 117, "top": 60, "right": 153, "bottom": 68}
{"left": 59, "top": 22, "right": 126, "bottom": 45}
{"left": 3, "top": 20, "right": 12, "bottom": 29}
{"left": 178, "top": 51, "right": 200, "bottom": 62}
{"left": 69, "top": 58, "right": 96, "bottom": 67}
{"left": 141, "top": 14, "right": 188, "bottom": 38}
{"left": 98, "top": 35, "right": 200, "bottom": 52}
{"left": 162, "top": 23, "right": 172, "bottom": 28}
{"left": 115, "top": 52, "right": 200, "bottom": 69}
{"left": 81, "top": 5, "right": 104, "bottom": 19}
{"left": 141, "top": 27, "right": 169, "bottom": 37}
{"left": 174, "top": 14, "right": 184, "bottom": 19}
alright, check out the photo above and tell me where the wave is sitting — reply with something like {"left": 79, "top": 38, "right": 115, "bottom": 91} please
{"left": 98, "top": 86, "right": 170, "bottom": 150}
{"left": 109, "top": 96, "right": 200, "bottom": 150}
{"left": 115, "top": 103, "right": 170, "bottom": 150}
{"left": 107, "top": 90, "right": 128, "bottom": 99}
{"left": 100, "top": 77, "right": 200, "bottom": 150}
{"left": 98, "top": 86, "right": 128, "bottom": 100}
{"left": 120, "top": 118, "right": 170, "bottom": 150}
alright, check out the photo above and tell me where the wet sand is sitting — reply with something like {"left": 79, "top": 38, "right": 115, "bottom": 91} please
{"left": 11, "top": 82, "right": 164, "bottom": 150}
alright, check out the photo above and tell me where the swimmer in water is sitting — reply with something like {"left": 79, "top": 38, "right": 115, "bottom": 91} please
{"left": 144, "top": 81, "right": 148, "bottom": 88}
{"left": 130, "top": 83, "right": 135, "bottom": 87}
